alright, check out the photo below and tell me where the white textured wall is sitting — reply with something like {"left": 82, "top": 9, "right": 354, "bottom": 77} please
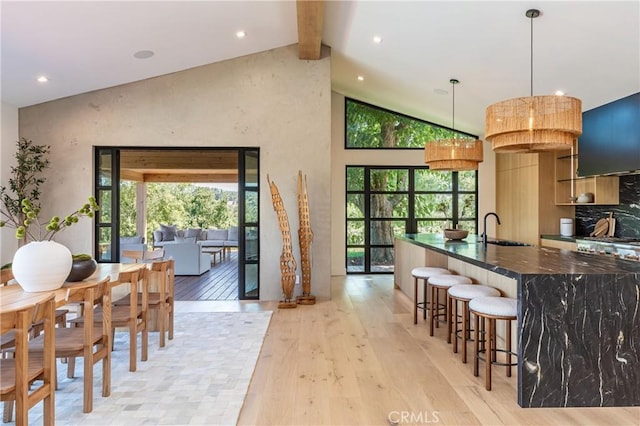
{"left": 17, "top": 45, "right": 332, "bottom": 301}
{"left": 330, "top": 92, "right": 496, "bottom": 276}
{"left": 1, "top": 102, "right": 20, "bottom": 266}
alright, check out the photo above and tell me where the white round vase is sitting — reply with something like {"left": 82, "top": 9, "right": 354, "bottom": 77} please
{"left": 12, "top": 241, "right": 72, "bottom": 292}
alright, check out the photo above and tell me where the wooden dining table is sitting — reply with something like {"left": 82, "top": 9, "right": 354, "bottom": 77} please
{"left": 0, "top": 263, "right": 147, "bottom": 311}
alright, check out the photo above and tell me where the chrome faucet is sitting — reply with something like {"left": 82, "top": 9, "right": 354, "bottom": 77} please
{"left": 482, "top": 212, "right": 501, "bottom": 247}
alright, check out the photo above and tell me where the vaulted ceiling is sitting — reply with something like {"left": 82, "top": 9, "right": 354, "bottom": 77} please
{"left": 2, "top": 1, "right": 638, "bottom": 137}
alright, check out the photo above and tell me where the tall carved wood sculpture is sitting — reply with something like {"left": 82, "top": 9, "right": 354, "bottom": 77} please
{"left": 296, "top": 170, "right": 315, "bottom": 305}
{"left": 267, "top": 175, "right": 297, "bottom": 309}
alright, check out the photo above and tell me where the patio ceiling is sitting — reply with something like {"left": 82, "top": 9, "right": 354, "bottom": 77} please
{"left": 119, "top": 149, "right": 239, "bottom": 184}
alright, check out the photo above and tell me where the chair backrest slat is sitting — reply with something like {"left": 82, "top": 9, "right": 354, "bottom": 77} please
{"left": 145, "top": 249, "right": 165, "bottom": 261}
{"left": 122, "top": 250, "right": 144, "bottom": 263}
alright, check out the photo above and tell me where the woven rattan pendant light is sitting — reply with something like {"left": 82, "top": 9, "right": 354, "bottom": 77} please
{"left": 425, "top": 79, "right": 484, "bottom": 171}
{"left": 485, "top": 9, "right": 582, "bottom": 153}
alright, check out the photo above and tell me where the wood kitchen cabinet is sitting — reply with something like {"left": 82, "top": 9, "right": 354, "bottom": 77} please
{"left": 554, "top": 143, "right": 619, "bottom": 205}
{"left": 496, "top": 152, "right": 573, "bottom": 245}
{"left": 540, "top": 237, "right": 577, "bottom": 251}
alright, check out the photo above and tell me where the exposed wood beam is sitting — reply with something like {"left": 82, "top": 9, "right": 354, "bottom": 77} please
{"left": 126, "top": 168, "right": 237, "bottom": 175}
{"left": 121, "top": 169, "right": 144, "bottom": 182}
{"left": 297, "top": 0, "right": 324, "bottom": 60}
{"left": 142, "top": 173, "right": 238, "bottom": 183}
{"left": 120, "top": 150, "right": 238, "bottom": 171}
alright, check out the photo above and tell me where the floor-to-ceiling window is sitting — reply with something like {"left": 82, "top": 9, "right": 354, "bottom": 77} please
{"left": 346, "top": 167, "right": 477, "bottom": 273}
{"left": 345, "top": 98, "right": 478, "bottom": 274}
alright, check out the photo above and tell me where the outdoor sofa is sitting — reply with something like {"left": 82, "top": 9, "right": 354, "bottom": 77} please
{"left": 152, "top": 225, "right": 238, "bottom": 255}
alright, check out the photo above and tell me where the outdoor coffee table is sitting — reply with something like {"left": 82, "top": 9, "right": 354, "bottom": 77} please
{"left": 202, "top": 247, "right": 223, "bottom": 265}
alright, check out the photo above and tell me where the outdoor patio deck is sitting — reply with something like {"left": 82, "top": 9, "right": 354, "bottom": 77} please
{"left": 174, "top": 251, "right": 239, "bottom": 300}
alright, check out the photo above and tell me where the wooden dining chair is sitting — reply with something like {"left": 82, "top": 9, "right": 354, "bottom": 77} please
{"left": 148, "top": 259, "right": 174, "bottom": 347}
{"left": 1, "top": 268, "right": 68, "bottom": 337}
{"left": 114, "top": 259, "right": 174, "bottom": 347}
{"left": 1, "top": 269, "right": 19, "bottom": 423}
{"left": 29, "top": 276, "right": 112, "bottom": 413}
{"left": 1, "top": 268, "right": 67, "bottom": 423}
{"left": 0, "top": 268, "right": 14, "bottom": 286}
{"left": 145, "top": 249, "right": 165, "bottom": 261}
{"left": 0, "top": 268, "right": 18, "bottom": 351}
{"left": 122, "top": 249, "right": 164, "bottom": 264}
{"left": 69, "top": 267, "right": 149, "bottom": 372}
{"left": 121, "top": 249, "right": 144, "bottom": 263}
{"left": 0, "top": 293, "right": 56, "bottom": 426}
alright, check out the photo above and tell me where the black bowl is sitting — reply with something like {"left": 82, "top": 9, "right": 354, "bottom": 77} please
{"left": 66, "top": 258, "right": 97, "bottom": 282}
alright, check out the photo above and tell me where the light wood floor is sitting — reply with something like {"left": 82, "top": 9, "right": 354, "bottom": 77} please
{"left": 231, "top": 274, "right": 639, "bottom": 426}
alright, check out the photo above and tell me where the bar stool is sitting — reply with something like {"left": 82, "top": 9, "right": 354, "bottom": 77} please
{"left": 447, "top": 284, "right": 501, "bottom": 363}
{"left": 411, "top": 267, "right": 451, "bottom": 324}
{"left": 427, "top": 274, "right": 472, "bottom": 340}
{"left": 469, "top": 296, "right": 518, "bottom": 390}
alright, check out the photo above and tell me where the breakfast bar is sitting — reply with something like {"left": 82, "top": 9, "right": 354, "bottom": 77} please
{"left": 395, "top": 234, "right": 640, "bottom": 408}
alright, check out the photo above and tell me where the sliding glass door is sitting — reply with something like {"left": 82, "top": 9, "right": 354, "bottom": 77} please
{"left": 239, "top": 149, "right": 259, "bottom": 299}
{"left": 94, "top": 148, "right": 120, "bottom": 262}
{"left": 94, "top": 147, "right": 260, "bottom": 300}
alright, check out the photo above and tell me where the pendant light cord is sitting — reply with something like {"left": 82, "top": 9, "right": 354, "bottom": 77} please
{"left": 529, "top": 10, "right": 537, "bottom": 97}
{"left": 525, "top": 9, "right": 540, "bottom": 97}
{"left": 449, "top": 78, "right": 459, "bottom": 131}
{"left": 452, "top": 81, "right": 455, "bottom": 130}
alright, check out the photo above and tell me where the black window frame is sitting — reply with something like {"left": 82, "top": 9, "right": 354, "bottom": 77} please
{"left": 344, "top": 97, "right": 478, "bottom": 150}
{"left": 345, "top": 166, "right": 478, "bottom": 274}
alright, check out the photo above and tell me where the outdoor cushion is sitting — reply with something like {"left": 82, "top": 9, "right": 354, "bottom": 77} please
{"left": 160, "top": 224, "right": 177, "bottom": 241}
{"left": 207, "top": 228, "right": 228, "bottom": 240}
{"left": 175, "top": 236, "right": 196, "bottom": 243}
{"left": 184, "top": 228, "right": 201, "bottom": 239}
{"left": 120, "top": 235, "right": 144, "bottom": 244}
{"left": 228, "top": 226, "right": 238, "bottom": 241}
{"left": 153, "top": 230, "right": 163, "bottom": 242}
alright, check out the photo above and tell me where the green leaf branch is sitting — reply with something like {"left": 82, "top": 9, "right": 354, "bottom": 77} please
{"left": 3, "top": 198, "right": 100, "bottom": 241}
{"left": 0, "top": 138, "right": 99, "bottom": 242}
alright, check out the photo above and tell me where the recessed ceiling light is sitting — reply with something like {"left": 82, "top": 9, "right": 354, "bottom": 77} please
{"left": 236, "top": 30, "right": 246, "bottom": 39}
{"left": 36, "top": 76, "right": 48, "bottom": 83}
{"left": 357, "top": 75, "right": 364, "bottom": 81}
{"left": 555, "top": 90, "right": 565, "bottom": 96}
{"left": 133, "top": 50, "right": 154, "bottom": 59}
{"left": 373, "top": 36, "right": 382, "bottom": 44}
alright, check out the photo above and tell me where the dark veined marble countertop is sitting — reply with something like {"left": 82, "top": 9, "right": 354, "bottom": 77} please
{"left": 400, "top": 233, "right": 640, "bottom": 278}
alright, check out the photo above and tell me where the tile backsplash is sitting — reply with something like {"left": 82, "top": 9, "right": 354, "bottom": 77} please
{"left": 575, "top": 174, "right": 640, "bottom": 238}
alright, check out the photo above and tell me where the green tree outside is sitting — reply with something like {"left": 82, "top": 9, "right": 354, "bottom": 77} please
{"left": 119, "top": 182, "right": 238, "bottom": 245}
{"left": 346, "top": 99, "right": 478, "bottom": 270}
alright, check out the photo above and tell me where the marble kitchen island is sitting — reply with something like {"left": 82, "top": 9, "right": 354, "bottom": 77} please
{"left": 394, "top": 234, "right": 640, "bottom": 408}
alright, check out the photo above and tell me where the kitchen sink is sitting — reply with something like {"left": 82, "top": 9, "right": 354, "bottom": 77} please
{"left": 486, "top": 240, "right": 531, "bottom": 247}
